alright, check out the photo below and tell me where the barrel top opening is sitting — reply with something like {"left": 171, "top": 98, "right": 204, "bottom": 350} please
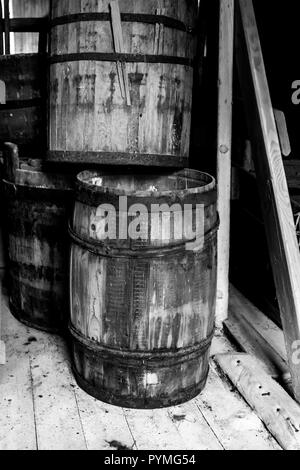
{"left": 77, "top": 169, "right": 216, "bottom": 197}
{"left": 3, "top": 169, "right": 74, "bottom": 191}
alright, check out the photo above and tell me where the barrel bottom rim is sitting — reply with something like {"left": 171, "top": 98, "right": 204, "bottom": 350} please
{"left": 72, "top": 366, "right": 209, "bottom": 410}
{"left": 47, "top": 150, "right": 189, "bottom": 168}
{"left": 9, "top": 301, "right": 63, "bottom": 336}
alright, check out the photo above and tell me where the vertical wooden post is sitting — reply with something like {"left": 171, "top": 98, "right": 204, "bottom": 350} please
{"left": 216, "top": 0, "right": 235, "bottom": 327}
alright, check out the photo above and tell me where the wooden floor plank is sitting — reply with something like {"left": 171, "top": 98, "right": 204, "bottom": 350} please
{"left": 74, "top": 387, "right": 136, "bottom": 451}
{"left": 0, "top": 296, "right": 36, "bottom": 450}
{"left": 167, "top": 401, "right": 223, "bottom": 450}
{"left": 123, "top": 407, "right": 188, "bottom": 450}
{"left": 0, "top": 288, "right": 281, "bottom": 451}
{"left": 28, "top": 331, "right": 87, "bottom": 450}
{"left": 215, "top": 353, "right": 300, "bottom": 450}
{"left": 195, "top": 362, "right": 281, "bottom": 450}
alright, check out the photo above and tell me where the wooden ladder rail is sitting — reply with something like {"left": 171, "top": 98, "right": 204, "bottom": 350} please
{"left": 235, "top": 0, "right": 300, "bottom": 403}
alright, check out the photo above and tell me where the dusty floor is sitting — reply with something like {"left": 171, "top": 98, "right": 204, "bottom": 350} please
{"left": 0, "top": 292, "right": 280, "bottom": 450}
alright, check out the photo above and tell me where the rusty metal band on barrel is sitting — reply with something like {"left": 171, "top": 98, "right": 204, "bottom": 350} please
{"left": 69, "top": 322, "right": 215, "bottom": 368}
{"left": 68, "top": 219, "right": 219, "bottom": 259}
{"left": 50, "top": 12, "right": 195, "bottom": 34}
{"left": 50, "top": 53, "right": 193, "bottom": 67}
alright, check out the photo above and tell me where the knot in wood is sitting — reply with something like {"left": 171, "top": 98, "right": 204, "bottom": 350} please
{"left": 219, "top": 145, "right": 229, "bottom": 154}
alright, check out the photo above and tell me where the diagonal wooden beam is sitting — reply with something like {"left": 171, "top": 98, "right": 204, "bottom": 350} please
{"left": 236, "top": 0, "right": 300, "bottom": 402}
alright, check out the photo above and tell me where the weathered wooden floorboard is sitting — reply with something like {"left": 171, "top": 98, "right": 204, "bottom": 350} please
{"left": 195, "top": 362, "right": 280, "bottom": 450}
{"left": 215, "top": 353, "right": 300, "bottom": 450}
{"left": 28, "top": 332, "right": 87, "bottom": 450}
{"left": 74, "top": 388, "right": 136, "bottom": 451}
{"left": 0, "top": 289, "right": 281, "bottom": 450}
{"left": 0, "top": 296, "right": 36, "bottom": 450}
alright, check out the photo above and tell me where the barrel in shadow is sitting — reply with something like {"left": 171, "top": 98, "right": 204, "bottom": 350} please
{"left": 0, "top": 54, "right": 47, "bottom": 158}
{"left": 48, "top": 0, "right": 198, "bottom": 167}
{"left": 69, "top": 169, "right": 218, "bottom": 408}
{"left": 2, "top": 143, "right": 73, "bottom": 333}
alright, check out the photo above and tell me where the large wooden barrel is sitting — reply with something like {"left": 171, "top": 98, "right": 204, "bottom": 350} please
{"left": 3, "top": 143, "right": 73, "bottom": 333}
{"left": 48, "top": 0, "right": 198, "bottom": 167}
{"left": 0, "top": 54, "right": 47, "bottom": 158}
{"left": 69, "top": 169, "right": 218, "bottom": 408}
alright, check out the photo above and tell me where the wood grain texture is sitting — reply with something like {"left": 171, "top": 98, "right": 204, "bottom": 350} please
{"left": 216, "top": 0, "right": 234, "bottom": 327}
{"left": 227, "top": 286, "right": 288, "bottom": 373}
{"left": 10, "top": 0, "right": 49, "bottom": 54}
{"left": 0, "top": 287, "right": 280, "bottom": 450}
{"left": 0, "top": 280, "right": 5, "bottom": 365}
{"left": 70, "top": 170, "right": 218, "bottom": 408}
{"left": 236, "top": 0, "right": 300, "bottom": 402}
{"left": 0, "top": 54, "right": 47, "bottom": 158}
{"left": 196, "top": 361, "right": 280, "bottom": 450}
{"left": 2, "top": 144, "right": 73, "bottom": 333}
{"left": 274, "top": 109, "right": 291, "bottom": 158}
{"left": 215, "top": 353, "right": 300, "bottom": 450}
{"left": 0, "top": 295, "right": 37, "bottom": 450}
{"left": 48, "top": 0, "right": 198, "bottom": 165}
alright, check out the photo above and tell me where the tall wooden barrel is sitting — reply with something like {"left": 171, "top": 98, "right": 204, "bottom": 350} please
{"left": 69, "top": 169, "right": 218, "bottom": 408}
{"left": 3, "top": 143, "right": 73, "bottom": 333}
{"left": 0, "top": 54, "right": 47, "bottom": 158}
{"left": 48, "top": 0, "right": 198, "bottom": 167}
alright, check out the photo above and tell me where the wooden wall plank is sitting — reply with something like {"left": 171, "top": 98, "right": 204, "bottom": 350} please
{"left": 216, "top": 0, "right": 235, "bottom": 327}
{"left": 215, "top": 353, "right": 300, "bottom": 450}
{"left": 236, "top": 0, "right": 300, "bottom": 402}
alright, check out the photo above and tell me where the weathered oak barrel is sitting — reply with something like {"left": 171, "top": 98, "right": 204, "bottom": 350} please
{"left": 3, "top": 143, "right": 73, "bottom": 333}
{"left": 69, "top": 169, "right": 218, "bottom": 408}
{"left": 48, "top": 0, "right": 198, "bottom": 167}
{"left": 0, "top": 54, "right": 47, "bottom": 158}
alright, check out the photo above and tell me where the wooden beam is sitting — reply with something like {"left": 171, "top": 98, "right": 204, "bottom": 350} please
{"left": 216, "top": 0, "right": 234, "bottom": 327}
{"left": 225, "top": 286, "right": 292, "bottom": 393}
{"left": 215, "top": 354, "right": 300, "bottom": 450}
{"left": 236, "top": 0, "right": 300, "bottom": 402}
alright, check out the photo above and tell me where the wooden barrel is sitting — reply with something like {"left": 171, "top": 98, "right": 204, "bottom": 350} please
{"left": 69, "top": 169, "right": 218, "bottom": 408}
{"left": 0, "top": 54, "right": 47, "bottom": 158}
{"left": 2, "top": 143, "right": 73, "bottom": 333}
{"left": 48, "top": 0, "right": 198, "bottom": 167}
